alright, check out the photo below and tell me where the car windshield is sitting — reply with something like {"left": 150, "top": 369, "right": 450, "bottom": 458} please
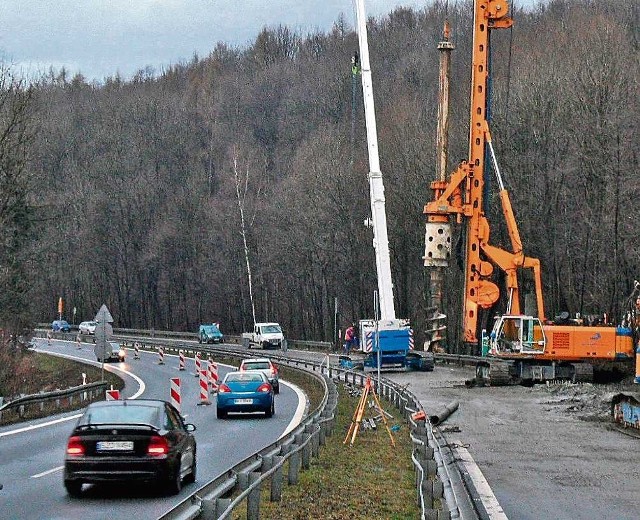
{"left": 262, "top": 325, "right": 281, "bottom": 333}
{"left": 226, "top": 372, "right": 264, "bottom": 383}
{"left": 80, "top": 404, "right": 160, "bottom": 426}
{"left": 202, "top": 325, "right": 220, "bottom": 333}
{"left": 243, "top": 362, "right": 270, "bottom": 370}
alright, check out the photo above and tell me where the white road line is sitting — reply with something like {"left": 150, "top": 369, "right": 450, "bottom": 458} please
{"left": 280, "top": 381, "right": 306, "bottom": 438}
{"left": 0, "top": 346, "right": 146, "bottom": 438}
{"left": 452, "top": 441, "right": 509, "bottom": 520}
{"left": 31, "top": 466, "right": 63, "bottom": 479}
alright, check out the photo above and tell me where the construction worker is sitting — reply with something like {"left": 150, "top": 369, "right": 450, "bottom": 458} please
{"left": 344, "top": 323, "right": 357, "bottom": 354}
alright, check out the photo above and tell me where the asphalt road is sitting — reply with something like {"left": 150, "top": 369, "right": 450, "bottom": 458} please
{"left": 0, "top": 339, "right": 305, "bottom": 520}
{"left": 387, "top": 365, "right": 640, "bottom": 520}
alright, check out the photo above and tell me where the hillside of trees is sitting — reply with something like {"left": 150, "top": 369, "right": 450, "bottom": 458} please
{"left": 1, "top": 0, "right": 638, "bottom": 350}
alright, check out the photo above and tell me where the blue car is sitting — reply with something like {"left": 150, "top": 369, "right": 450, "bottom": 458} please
{"left": 52, "top": 319, "right": 71, "bottom": 332}
{"left": 198, "top": 323, "right": 224, "bottom": 344}
{"left": 216, "top": 371, "right": 275, "bottom": 419}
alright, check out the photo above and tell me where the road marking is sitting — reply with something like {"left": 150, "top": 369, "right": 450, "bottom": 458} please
{"left": 452, "top": 441, "right": 509, "bottom": 520}
{"left": 0, "top": 344, "right": 146, "bottom": 438}
{"left": 280, "top": 381, "right": 306, "bottom": 438}
{"left": 31, "top": 466, "right": 63, "bottom": 479}
{"left": 0, "top": 414, "right": 83, "bottom": 438}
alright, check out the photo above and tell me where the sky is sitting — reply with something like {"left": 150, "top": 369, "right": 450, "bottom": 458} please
{"left": 0, "top": 0, "right": 539, "bottom": 83}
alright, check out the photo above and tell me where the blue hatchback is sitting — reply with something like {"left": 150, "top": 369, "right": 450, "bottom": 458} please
{"left": 216, "top": 371, "right": 274, "bottom": 419}
{"left": 52, "top": 319, "right": 71, "bottom": 332}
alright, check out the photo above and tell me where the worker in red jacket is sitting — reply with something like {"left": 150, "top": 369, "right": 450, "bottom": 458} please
{"left": 344, "top": 324, "right": 357, "bottom": 354}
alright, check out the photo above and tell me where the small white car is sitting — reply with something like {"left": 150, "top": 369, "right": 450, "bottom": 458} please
{"left": 78, "top": 321, "right": 97, "bottom": 335}
{"left": 239, "top": 358, "right": 280, "bottom": 394}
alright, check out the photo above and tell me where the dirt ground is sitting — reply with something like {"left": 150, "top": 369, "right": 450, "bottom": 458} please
{"left": 388, "top": 365, "right": 640, "bottom": 520}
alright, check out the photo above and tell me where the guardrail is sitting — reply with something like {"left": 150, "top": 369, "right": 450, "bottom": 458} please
{"left": 36, "top": 326, "right": 334, "bottom": 352}
{"left": 0, "top": 381, "right": 108, "bottom": 423}
{"left": 32, "top": 332, "right": 474, "bottom": 519}
{"left": 115, "top": 340, "right": 468, "bottom": 520}
{"left": 435, "top": 352, "right": 482, "bottom": 367}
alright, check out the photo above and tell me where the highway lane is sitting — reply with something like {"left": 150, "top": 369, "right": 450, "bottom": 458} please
{"left": 0, "top": 339, "right": 305, "bottom": 520}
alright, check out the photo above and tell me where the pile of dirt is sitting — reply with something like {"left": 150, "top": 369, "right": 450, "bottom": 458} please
{"left": 537, "top": 380, "right": 638, "bottom": 422}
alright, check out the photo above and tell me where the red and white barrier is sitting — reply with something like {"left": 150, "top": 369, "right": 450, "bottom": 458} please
{"left": 106, "top": 388, "right": 120, "bottom": 400}
{"left": 208, "top": 359, "right": 219, "bottom": 392}
{"left": 197, "top": 368, "right": 211, "bottom": 405}
{"left": 133, "top": 342, "right": 140, "bottom": 360}
{"left": 179, "top": 350, "right": 185, "bottom": 371}
{"left": 170, "top": 377, "right": 181, "bottom": 413}
{"left": 158, "top": 347, "right": 165, "bottom": 365}
{"left": 194, "top": 352, "right": 201, "bottom": 377}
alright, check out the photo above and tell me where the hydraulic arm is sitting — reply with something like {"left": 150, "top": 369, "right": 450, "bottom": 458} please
{"left": 423, "top": 0, "right": 544, "bottom": 350}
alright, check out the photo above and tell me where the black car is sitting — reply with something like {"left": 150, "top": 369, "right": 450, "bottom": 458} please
{"left": 64, "top": 399, "right": 196, "bottom": 497}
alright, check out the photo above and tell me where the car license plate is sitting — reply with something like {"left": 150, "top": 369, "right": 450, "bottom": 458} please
{"left": 96, "top": 441, "right": 134, "bottom": 451}
{"left": 234, "top": 398, "right": 253, "bottom": 405}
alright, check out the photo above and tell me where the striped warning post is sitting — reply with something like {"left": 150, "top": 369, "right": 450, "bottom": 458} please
{"left": 364, "top": 331, "right": 373, "bottom": 352}
{"left": 208, "top": 359, "right": 219, "bottom": 392}
{"left": 76, "top": 334, "right": 82, "bottom": 349}
{"left": 409, "top": 328, "right": 414, "bottom": 350}
{"left": 158, "top": 347, "right": 165, "bottom": 365}
{"left": 170, "top": 377, "right": 181, "bottom": 413}
{"left": 47, "top": 331, "right": 52, "bottom": 346}
{"left": 179, "top": 350, "right": 185, "bottom": 371}
{"left": 197, "top": 368, "right": 211, "bottom": 405}
{"left": 194, "top": 352, "right": 201, "bottom": 377}
{"left": 133, "top": 342, "right": 140, "bottom": 360}
{"left": 106, "top": 388, "right": 120, "bottom": 400}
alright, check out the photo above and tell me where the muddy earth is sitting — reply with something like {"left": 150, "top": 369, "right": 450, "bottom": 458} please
{"left": 388, "top": 365, "right": 639, "bottom": 520}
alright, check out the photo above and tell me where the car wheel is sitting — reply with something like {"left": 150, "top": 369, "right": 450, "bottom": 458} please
{"left": 265, "top": 401, "right": 274, "bottom": 418}
{"left": 64, "top": 480, "right": 83, "bottom": 498}
{"left": 165, "top": 464, "right": 182, "bottom": 496}
{"left": 184, "top": 457, "right": 196, "bottom": 484}
{"left": 216, "top": 408, "right": 227, "bottom": 419}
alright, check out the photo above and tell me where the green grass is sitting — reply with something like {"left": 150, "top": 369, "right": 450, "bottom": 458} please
{"left": 246, "top": 382, "right": 418, "bottom": 520}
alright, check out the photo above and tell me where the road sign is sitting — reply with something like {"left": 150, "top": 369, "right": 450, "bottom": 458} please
{"left": 94, "top": 304, "right": 114, "bottom": 323}
{"left": 94, "top": 322, "right": 113, "bottom": 343}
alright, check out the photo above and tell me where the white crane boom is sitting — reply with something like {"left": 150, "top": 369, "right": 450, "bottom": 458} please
{"left": 354, "top": 0, "right": 396, "bottom": 321}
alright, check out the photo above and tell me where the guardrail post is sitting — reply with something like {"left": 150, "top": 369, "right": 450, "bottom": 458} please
{"left": 271, "top": 455, "right": 284, "bottom": 502}
{"left": 247, "top": 471, "right": 261, "bottom": 520}
{"left": 305, "top": 424, "right": 319, "bottom": 457}
{"left": 288, "top": 449, "right": 301, "bottom": 485}
{"left": 214, "top": 498, "right": 232, "bottom": 518}
{"left": 302, "top": 436, "right": 311, "bottom": 470}
{"left": 238, "top": 471, "right": 249, "bottom": 491}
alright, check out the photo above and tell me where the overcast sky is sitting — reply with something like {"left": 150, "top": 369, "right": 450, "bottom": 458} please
{"left": 0, "top": 1, "right": 539, "bottom": 82}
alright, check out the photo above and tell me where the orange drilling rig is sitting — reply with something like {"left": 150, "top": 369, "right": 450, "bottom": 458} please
{"left": 423, "top": 0, "right": 636, "bottom": 385}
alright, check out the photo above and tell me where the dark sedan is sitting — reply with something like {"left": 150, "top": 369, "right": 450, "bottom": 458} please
{"left": 216, "top": 371, "right": 275, "bottom": 419}
{"left": 64, "top": 399, "right": 196, "bottom": 497}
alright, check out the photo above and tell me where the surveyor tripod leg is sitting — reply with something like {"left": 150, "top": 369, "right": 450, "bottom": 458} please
{"left": 370, "top": 382, "right": 396, "bottom": 447}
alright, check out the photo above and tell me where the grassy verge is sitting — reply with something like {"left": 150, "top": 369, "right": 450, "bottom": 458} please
{"left": 0, "top": 351, "right": 123, "bottom": 425}
{"left": 249, "top": 382, "right": 418, "bottom": 520}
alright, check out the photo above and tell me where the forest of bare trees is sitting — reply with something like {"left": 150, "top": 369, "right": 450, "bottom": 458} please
{"left": 1, "top": 0, "right": 638, "bottom": 349}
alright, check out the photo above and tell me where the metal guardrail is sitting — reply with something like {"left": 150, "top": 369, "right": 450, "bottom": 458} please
{"left": 36, "top": 326, "right": 334, "bottom": 351}
{"left": 435, "top": 353, "right": 482, "bottom": 367}
{"left": 31, "top": 331, "right": 475, "bottom": 519}
{"left": 0, "top": 381, "right": 108, "bottom": 423}
{"left": 115, "top": 340, "right": 471, "bottom": 520}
